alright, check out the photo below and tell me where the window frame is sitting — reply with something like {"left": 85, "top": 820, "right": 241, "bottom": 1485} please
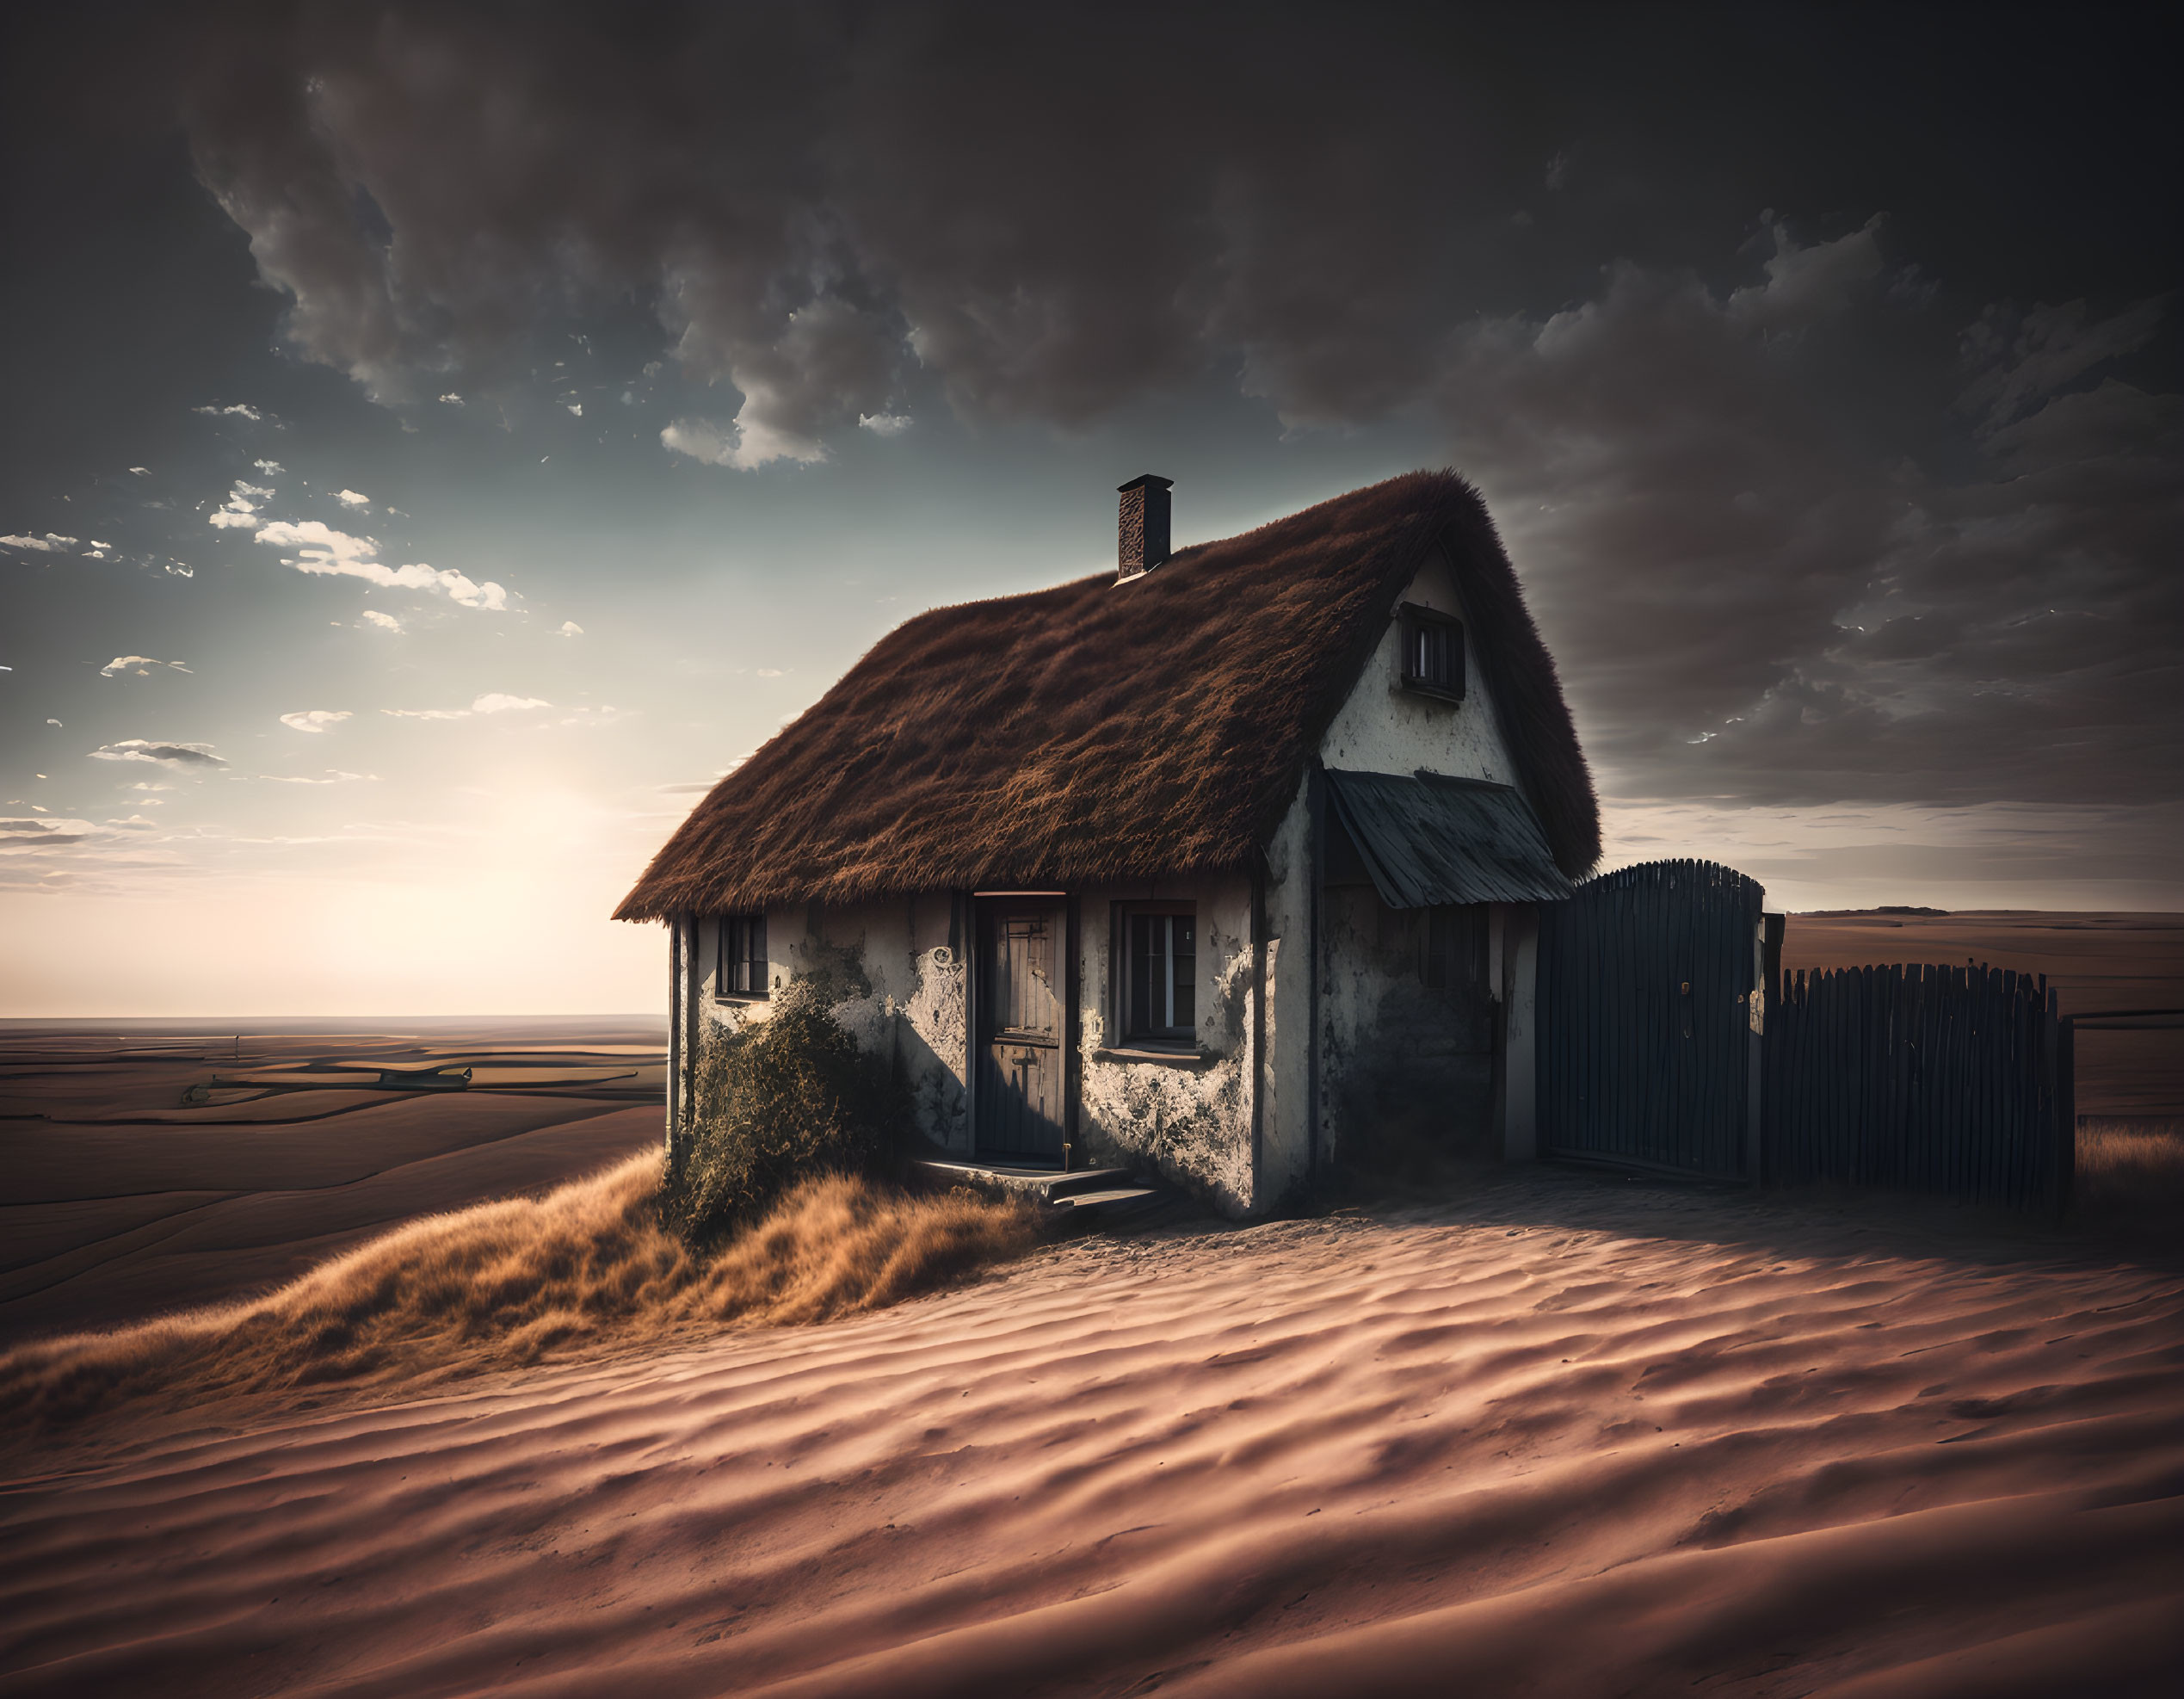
{"left": 1398, "top": 602, "right": 1465, "bottom": 703}
{"left": 1114, "top": 902, "right": 1199, "bottom": 1045}
{"left": 714, "top": 912, "right": 769, "bottom": 1000}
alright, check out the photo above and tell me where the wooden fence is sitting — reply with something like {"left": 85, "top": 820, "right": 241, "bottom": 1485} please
{"left": 1538, "top": 859, "right": 1762, "bottom": 1180}
{"left": 1762, "top": 962, "right": 2075, "bottom": 1209}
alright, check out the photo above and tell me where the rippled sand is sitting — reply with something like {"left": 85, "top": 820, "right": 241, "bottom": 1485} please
{"left": 4, "top": 1170, "right": 2177, "bottom": 1696}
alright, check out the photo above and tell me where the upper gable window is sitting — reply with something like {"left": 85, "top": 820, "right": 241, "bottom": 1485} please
{"left": 1399, "top": 603, "right": 1465, "bottom": 703}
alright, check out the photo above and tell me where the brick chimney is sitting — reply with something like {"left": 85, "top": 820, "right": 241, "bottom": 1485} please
{"left": 1116, "top": 474, "right": 1173, "bottom": 582}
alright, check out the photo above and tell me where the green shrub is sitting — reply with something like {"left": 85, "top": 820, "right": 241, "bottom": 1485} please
{"left": 661, "top": 978, "right": 900, "bottom": 1248}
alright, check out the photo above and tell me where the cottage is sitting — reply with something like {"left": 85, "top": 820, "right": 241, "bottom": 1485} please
{"left": 615, "top": 471, "right": 1599, "bottom": 1215}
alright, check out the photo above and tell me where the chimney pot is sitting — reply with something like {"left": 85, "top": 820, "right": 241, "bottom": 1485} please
{"left": 1116, "top": 474, "right": 1173, "bottom": 581}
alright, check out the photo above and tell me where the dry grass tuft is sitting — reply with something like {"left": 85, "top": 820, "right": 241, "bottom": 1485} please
{"left": 2072, "top": 1118, "right": 2184, "bottom": 1241}
{"left": 0, "top": 1155, "right": 1039, "bottom": 1432}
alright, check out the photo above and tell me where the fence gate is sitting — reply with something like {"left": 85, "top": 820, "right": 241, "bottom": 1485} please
{"left": 1538, "top": 859, "right": 1764, "bottom": 1179}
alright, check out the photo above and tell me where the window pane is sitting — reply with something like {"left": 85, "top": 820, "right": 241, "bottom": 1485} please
{"left": 1147, "top": 916, "right": 1166, "bottom": 1032}
{"left": 1171, "top": 916, "right": 1194, "bottom": 1031}
{"left": 1129, "top": 913, "right": 1151, "bottom": 1036}
{"left": 749, "top": 914, "right": 767, "bottom": 996}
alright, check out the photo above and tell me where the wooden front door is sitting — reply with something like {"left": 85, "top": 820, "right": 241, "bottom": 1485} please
{"left": 975, "top": 905, "right": 1067, "bottom": 1161}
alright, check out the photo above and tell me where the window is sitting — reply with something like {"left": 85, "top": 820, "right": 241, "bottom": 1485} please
{"left": 1120, "top": 906, "right": 1196, "bottom": 1041}
{"left": 716, "top": 913, "right": 768, "bottom": 998}
{"left": 1400, "top": 603, "right": 1465, "bottom": 701}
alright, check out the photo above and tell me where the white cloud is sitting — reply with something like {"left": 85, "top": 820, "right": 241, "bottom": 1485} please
{"left": 333, "top": 489, "right": 371, "bottom": 508}
{"left": 565, "top": 402, "right": 583, "bottom": 417}
{"left": 208, "top": 480, "right": 275, "bottom": 528}
{"left": 259, "top": 770, "right": 376, "bottom": 784}
{"left": 382, "top": 692, "right": 549, "bottom": 721}
{"left": 557, "top": 620, "right": 583, "bottom": 637}
{"left": 254, "top": 459, "right": 285, "bottom": 474}
{"left": 661, "top": 412, "right": 829, "bottom": 471}
{"left": 105, "top": 816, "right": 159, "bottom": 831}
{"left": 250, "top": 520, "right": 509, "bottom": 609}
{"left": 45, "top": 719, "right": 61, "bottom": 727}
{"left": 360, "top": 609, "right": 403, "bottom": 632}
{"left": 125, "top": 782, "right": 174, "bottom": 793}
{"left": 89, "top": 740, "right": 226, "bottom": 767}
{"left": 279, "top": 709, "right": 353, "bottom": 734}
{"left": 129, "top": 466, "right": 150, "bottom": 476}
{"left": 192, "top": 402, "right": 263, "bottom": 420}
{"left": 756, "top": 667, "right": 786, "bottom": 677}
{"left": 439, "top": 393, "right": 463, "bottom": 405}
{"left": 100, "top": 655, "right": 192, "bottom": 677}
{"left": 857, "top": 411, "right": 913, "bottom": 436}
{"left": 1, "top": 533, "right": 80, "bottom": 552}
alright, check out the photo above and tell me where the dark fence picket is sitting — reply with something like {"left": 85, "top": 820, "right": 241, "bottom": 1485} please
{"left": 1761, "top": 956, "right": 2070, "bottom": 1210}
{"left": 1542, "top": 862, "right": 2068, "bottom": 1208}
{"left": 1539, "top": 858, "right": 1761, "bottom": 1178}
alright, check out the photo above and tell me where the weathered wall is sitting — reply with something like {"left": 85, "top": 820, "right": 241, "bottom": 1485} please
{"left": 693, "top": 896, "right": 972, "bottom": 1153}
{"left": 1313, "top": 546, "right": 1515, "bottom": 1166}
{"left": 679, "top": 881, "right": 1268, "bottom": 1209}
{"left": 1316, "top": 884, "right": 1499, "bottom": 1165}
{"left": 1074, "top": 870, "right": 1258, "bottom": 1214}
{"left": 1256, "top": 773, "right": 1314, "bottom": 1208}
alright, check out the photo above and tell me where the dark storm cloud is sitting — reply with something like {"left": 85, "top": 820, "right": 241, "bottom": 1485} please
{"left": 178, "top": 4, "right": 1551, "bottom": 451}
{"left": 167, "top": 2, "right": 2180, "bottom": 812}
{"left": 1435, "top": 234, "right": 2180, "bottom": 808}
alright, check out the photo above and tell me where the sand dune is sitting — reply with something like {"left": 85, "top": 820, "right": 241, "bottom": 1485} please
{"left": 3, "top": 1170, "right": 2177, "bottom": 1696}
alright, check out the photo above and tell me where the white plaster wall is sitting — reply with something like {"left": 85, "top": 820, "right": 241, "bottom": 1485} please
{"left": 1075, "top": 870, "right": 1258, "bottom": 1214}
{"left": 1317, "top": 545, "right": 1521, "bottom": 787}
{"left": 694, "top": 896, "right": 972, "bottom": 1152}
{"left": 1312, "top": 546, "right": 1515, "bottom": 1166}
{"left": 1256, "top": 772, "right": 1315, "bottom": 1209}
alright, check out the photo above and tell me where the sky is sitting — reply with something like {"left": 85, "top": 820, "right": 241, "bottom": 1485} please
{"left": 2, "top": 2, "right": 2177, "bottom": 1016}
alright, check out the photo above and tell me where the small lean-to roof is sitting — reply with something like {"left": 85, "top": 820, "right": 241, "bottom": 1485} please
{"left": 1324, "top": 770, "right": 1576, "bottom": 908}
{"left": 615, "top": 470, "right": 1598, "bottom": 920}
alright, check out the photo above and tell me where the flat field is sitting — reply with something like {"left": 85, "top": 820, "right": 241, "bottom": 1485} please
{"left": 0, "top": 1019, "right": 665, "bottom": 1344}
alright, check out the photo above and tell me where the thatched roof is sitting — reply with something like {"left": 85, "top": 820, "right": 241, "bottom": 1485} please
{"left": 614, "top": 470, "right": 1597, "bottom": 921}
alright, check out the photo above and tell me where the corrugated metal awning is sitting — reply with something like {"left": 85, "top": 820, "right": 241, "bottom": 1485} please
{"left": 1324, "top": 769, "right": 1573, "bottom": 908}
